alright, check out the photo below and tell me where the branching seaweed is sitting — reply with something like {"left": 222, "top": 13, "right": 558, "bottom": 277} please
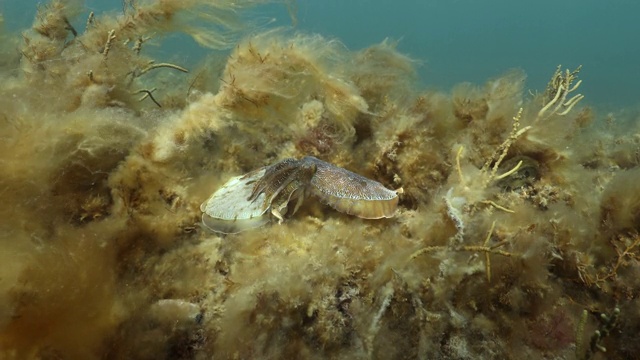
{"left": 578, "top": 233, "right": 640, "bottom": 292}
{"left": 537, "top": 65, "right": 584, "bottom": 121}
{"left": 410, "top": 220, "right": 515, "bottom": 283}
{"left": 481, "top": 108, "right": 531, "bottom": 183}
{"left": 135, "top": 88, "right": 162, "bottom": 107}
{"left": 2, "top": 1, "right": 635, "bottom": 359}
{"left": 576, "top": 307, "right": 620, "bottom": 360}
{"left": 453, "top": 108, "right": 529, "bottom": 215}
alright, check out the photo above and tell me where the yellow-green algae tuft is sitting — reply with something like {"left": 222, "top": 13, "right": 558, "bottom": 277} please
{"left": 1, "top": 1, "right": 640, "bottom": 359}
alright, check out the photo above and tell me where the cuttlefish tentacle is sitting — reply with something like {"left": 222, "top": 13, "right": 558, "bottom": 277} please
{"left": 248, "top": 158, "right": 299, "bottom": 205}
{"left": 267, "top": 162, "right": 316, "bottom": 223}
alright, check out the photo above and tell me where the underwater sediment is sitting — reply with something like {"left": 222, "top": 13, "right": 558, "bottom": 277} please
{"left": 0, "top": 1, "right": 639, "bottom": 359}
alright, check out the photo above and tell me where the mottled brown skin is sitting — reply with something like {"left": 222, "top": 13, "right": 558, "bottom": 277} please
{"left": 248, "top": 158, "right": 317, "bottom": 222}
{"left": 496, "top": 155, "right": 541, "bottom": 191}
{"left": 246, "top": 156, "right": 398, "bottom": 221}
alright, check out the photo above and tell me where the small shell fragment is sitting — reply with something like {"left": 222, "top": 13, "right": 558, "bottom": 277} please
{"left": 200, "top": 156, "right": 399, "bottom": 233}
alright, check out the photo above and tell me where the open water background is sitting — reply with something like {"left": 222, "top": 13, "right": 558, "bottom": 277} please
{"left": 2, "top": 0, "right": 639, "bottom": 112}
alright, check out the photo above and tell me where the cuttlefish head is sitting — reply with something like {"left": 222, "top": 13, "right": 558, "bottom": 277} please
{"left": 249, "top": 159, "right": 318, "bottom": 221}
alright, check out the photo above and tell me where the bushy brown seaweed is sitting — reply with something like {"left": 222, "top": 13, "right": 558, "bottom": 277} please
{"left": 1, "top": 1, "right": 639, "bottom": 359}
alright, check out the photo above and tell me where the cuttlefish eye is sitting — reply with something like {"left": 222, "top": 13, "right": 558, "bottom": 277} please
{"left": 296, "top": 161, "right": 318, "bottom": 180}
{"left": 200, "top": 156, "right": 399, "bottom": 234}
{"left": 495, "top": 155, "right": 541, "bottom": 191}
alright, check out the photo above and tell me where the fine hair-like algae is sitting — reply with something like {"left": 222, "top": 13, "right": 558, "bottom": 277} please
{"left": 1, "top": 1, "right": 640, "bottom": 359}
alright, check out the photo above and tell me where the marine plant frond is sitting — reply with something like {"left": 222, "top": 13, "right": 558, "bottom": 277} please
{"left": 537, "top": 64, "right": 584, "bottom": 121}
{"left": 576, "top": 307, "right": 621, "bottom": 360}
{"left": 106, "top": 0, "right": 280, "bottom": 49}
{"left": 32, "top": 0, "right": 83, "bottom": 41}
{"left": 410, "top": 220, "right": 515, "bottom": 283}
{"left": 481, "top": 107, "right": 531, "bottom": 182}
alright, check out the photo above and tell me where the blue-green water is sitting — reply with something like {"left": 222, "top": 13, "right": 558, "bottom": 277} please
{"left": 2, "top": 0, "right": 639, "bottom": 110}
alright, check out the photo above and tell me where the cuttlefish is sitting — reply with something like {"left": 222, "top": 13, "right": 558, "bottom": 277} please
{"left": 200, "top": 156, "right": 399, "bottom": 234}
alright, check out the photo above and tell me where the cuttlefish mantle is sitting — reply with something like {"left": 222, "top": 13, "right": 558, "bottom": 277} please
{"left": 200, "top": 156, "right": 399, "bottom": 234}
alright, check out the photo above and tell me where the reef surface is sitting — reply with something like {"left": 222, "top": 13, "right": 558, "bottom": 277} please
{"left": 0, "top": 1, "right": 639, "bottom": 359}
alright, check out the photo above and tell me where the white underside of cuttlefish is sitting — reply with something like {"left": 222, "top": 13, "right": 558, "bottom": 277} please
{"left": 200, "top": 156, "right": 399, "bottom": 234}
